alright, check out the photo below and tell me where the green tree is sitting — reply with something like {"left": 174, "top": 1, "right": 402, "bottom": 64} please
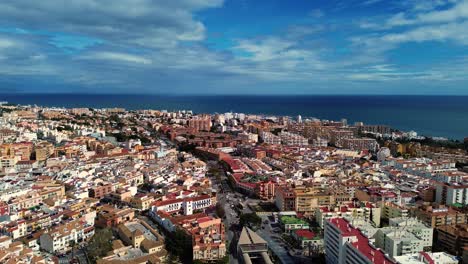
{"left": 240, "top": 213, "right": 261, "bottom": 229}
{"left": 164, "top": 254, "right": 181, "bottom": 264}
{"left": 216, "top": 203, "right": 226, "bottom": 218}
{"left": 215, "top": 255, "right": 229, "bottom": 264}
{"left": 165, "top": 228, "right": 193, "bottom": 263}
{"left": 86, "top": 228, "right": 113, "bottom": 263}
{"left": 109, "top": 114, "right": 121, "bottom": 123}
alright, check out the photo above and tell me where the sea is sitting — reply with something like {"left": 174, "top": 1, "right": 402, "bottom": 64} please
{"left": 1, "top": 94, "right": 467, "bottom": 140}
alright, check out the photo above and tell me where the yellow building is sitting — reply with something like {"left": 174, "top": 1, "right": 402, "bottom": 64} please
{"left": 130, "top": 195, "right": 154, "bottom": 211}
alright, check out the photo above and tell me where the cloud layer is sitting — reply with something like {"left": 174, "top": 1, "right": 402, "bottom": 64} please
{"left": 0, "top": 0, "right": 467, "bottom": 94}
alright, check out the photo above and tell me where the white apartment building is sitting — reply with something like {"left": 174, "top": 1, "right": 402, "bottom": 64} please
{"left": 260, "top": 132, "right": 281, "bottom": 145}
{"left": 436, "top": 183, "right": 468, "bottom": 205}
{"left": 40, "top": 220, "right": 94, "bottom": 253}
{"left": 312, "top": 137, "right": 328, "bottom": 147}
{"left": 151, "top": 195, "right": 213, "bottom": 216}
{"left": 279, "top": 132, "right": 308, "bottom": 146}
{"left": 374, "top": 218, "right": 433, "bottom": 258}
{"left": 316, "top": 203, "right": 381, "bottom": 228}
{"left": 394, "top": 252, "right": 458, "bottom": 264}
{"left": 324, "top": 218, "right": 394, "bottom": 264}
{"left": 0, "top": 220, "right": 27, "bottom": 239}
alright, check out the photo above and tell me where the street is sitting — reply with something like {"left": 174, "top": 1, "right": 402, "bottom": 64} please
{"left": 208, "top": 162, "right": 240, "bottom": 264}
{"left": 58, "top": 246, "right": 89, "bottom": 264}
{"left": 256, "top": 215, "right": 295, "bottom": 264}
{"left": 208, "top": 161, "right": 297, "bottom": 264}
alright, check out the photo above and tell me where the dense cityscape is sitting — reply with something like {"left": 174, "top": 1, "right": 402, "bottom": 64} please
{"left": 0, "top": 102, "right": 467, "bottom": 263}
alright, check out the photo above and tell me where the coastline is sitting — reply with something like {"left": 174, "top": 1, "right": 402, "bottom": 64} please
{"left": 1, "top": 94, "right": 467, "bottom": 140}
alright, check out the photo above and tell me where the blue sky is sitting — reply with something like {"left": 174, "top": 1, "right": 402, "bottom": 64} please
{"left": 0, "top": 0, "right": 468, "bottom": 94}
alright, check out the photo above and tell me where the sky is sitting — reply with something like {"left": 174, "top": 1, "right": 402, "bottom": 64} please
{"left": 1, "top": 0, "right": 468, "bottom": 95}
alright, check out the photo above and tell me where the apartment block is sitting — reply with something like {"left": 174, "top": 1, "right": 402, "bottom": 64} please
{"left": 435, "top": 224, "right": 468, "bottom": 257}
{"left": 324, "top": 218, "right": 395, "bottom": 264}
{"left": 40, "top": 220, "right": 94, "bottom": 253}
{"left": 415, "top": 205, "right": 466, "bottom": 228}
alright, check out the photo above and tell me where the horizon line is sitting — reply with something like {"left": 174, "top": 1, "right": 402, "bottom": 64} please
{"left": 1, "top": 93, "right": 468, "bottom": 97}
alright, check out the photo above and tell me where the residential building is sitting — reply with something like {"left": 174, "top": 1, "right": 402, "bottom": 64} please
{"left": 188, "top": 115, "right": 211, "bottom": 132}
{"left": 279, "top": 215, "right": 310, "bottom": 232}
{"left": 434, "top": 224, "right": 468, "bottom": 257}
{"left": 342, "top": 138, "right": 379, "bottom": 152}
{"left": 95, "top": 205, "right": 135, "bottom": 228}
{"left": 279, "top": 132, "right": 308, "bottom": 146}
{"left": 275, "top": 186, "right": 296, "bottom": 211}
{"left": 381, "top": 202, "right": 410, "bottom": 220}
{"left": 316, "top": 202, "right": 381, "bottom": 228}
{"left": 89, "top": 183, "right": 115, "bottom": 199}
{"left": 415, "top": 205, "right": 466, "bottom": 228}
{"left": 324, "top": 218, "right": 395, "bottom": 264}
{"left": 374, "top": 218, "right": 433, "bottom": 258}
{"left": 292, "top": 229, "right": 322, "bottom": 249}
{"left": 435, "top": 182, "right": 468, "bottom": 206}
{"left": 40, "top": 220, "right": 94, "bottom": 253}
{"left": 394, "top": 252, "right": 458, "bottom": 264}
{"left": 260, "top": 132, "right": 281, "bottom": 145}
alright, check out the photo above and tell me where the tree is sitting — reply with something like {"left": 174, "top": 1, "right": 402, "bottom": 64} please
{"left": 109, "top": 114, "right": 121, "bottom": 123}
{"left": 86, "top": 228, "right": 113, "bottom": 263}
{"left": 164, "top": 254, "right": 181, "bottom": 264}
{"left": 165, "top": 229, "right": 193, "bottom": 263}
{"left": 216, "top": 203, "right": 226, "bottom": 218}
{"left": 215, "top": 255, "right": 230, "bottom": 264}
{"left": 240, "top": 213, "right": 261, "bottom": 229}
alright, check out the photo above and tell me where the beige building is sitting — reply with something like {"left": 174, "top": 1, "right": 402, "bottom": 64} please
{"left": 117, "top": 220, "right": 165, "bottom": 254}
{"left": 130, "top": 195, "right": 155, "bottom": 211}
{"left": 381, "top": 202, "right": 410, "bottom": 220}
{"left": 96, "top": 220, "right": 167, "bottom": 264}
{"left": 35, "top": 141, "right": 55, "bottom": 161}
{"left": 415, "top": 205, "right": 466, "bottom": 228}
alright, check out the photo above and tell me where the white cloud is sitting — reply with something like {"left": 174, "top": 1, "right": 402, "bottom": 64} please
{"left": 83, "top": 52, "right": 152, "bottom": 65}
{"left": 382, "top": 21, "right": 468, "bottom": 44}
{"left": 368, "top": 64, "right": 396, "bottom": 72}
{"left": 235, "top": 38, "right": 295, "bottom": 61}
{"left": 411, "top": 0, "right": 457, "bottom": 11}
{"left": 309, "top": 9, "right": 324, "bottom": 18}
{"left": 0, "top": 0, "right": 467, "bottom": 94}
{"left": 382, "top": 0, "right": 468, "bottom": 28}
{"left": 0, "top": 0, "right": 224, "bottom": 49}
{"left": 361, "top": 0, "right": 383, "bottom": 6}
{"left": 0, "top": 38, "right": 15, "bottom": 49}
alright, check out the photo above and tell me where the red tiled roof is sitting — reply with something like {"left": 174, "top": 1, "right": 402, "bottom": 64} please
{"left": 294, "top": 229, "right": 315, "bottom": 239}
{"left": 420, "top": 252, "right": 435, "bottom": 264}
{"left": 329, "top": 218, "right": 395, "bottom": 264}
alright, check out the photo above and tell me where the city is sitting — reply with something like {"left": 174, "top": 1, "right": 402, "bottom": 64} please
{"left": 0, "top": 102, "right": 467, "bottom": 263}
{"left": 2, "top": 1, "right": 468, "bottom": 263}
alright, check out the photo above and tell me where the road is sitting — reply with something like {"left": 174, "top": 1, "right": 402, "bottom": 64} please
{"left": 256, "top": 215, "right": 295, "bottom": 264}
{"left": 208, "top": 162, "right": 239, "bottom": 264}
{"left": 58, "top": 246, "right": 89, "bottom": 264}
{"left": 208, "top": 161, "right": 295, "bottom": 264}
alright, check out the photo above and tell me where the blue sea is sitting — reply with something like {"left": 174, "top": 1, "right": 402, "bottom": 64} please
{"left": 1, "top": 94, "right": 467, "bottom": 140}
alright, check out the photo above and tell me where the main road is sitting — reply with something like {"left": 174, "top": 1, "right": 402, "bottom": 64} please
{"left": 208, "top": 161, "right": 239, "bottom": 264}
{"left": 208, "top": 161, "right": 295, "bottom": 264}
{"left": 256, "top": 215, "right": 295, "bottom": 264}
